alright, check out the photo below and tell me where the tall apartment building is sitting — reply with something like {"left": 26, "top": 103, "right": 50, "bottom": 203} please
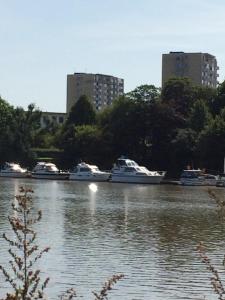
{"left": 162, "top": 52, "right": 219, "bottom": 88}
{"left": 67, "top": 73, "right": 124, "bottom": 113}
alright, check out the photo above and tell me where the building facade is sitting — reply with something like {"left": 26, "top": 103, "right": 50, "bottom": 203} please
{"left": 67, "top": 73, "right": 124, "bottom": 113}
{"left": 162, "top": 52, "right": 219, "bottom": 88}
{"left": 40, "top": 112, "right": 67, "bottom": 128}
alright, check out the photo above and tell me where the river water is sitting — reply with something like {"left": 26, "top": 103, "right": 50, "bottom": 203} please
{"left": 0, "top": 178, "right": 225, "bottom": 299}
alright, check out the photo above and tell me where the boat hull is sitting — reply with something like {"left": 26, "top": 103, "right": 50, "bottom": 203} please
{"left": 216, "top": 181, "right": 225, "bottom": 187}
{"left": 69, "top": 173, "right": 110, "bottom": 182}
{"left": 110, "top": 174, "right": 164, "bottom": 184}
{"left": 180, "top": 178, "right": 217, "bottom": 186}
{"left": 32, "top": 173, "right": 69, "bottom": 180}
{"left": 0, "top": 172, "right": 30, "bottom": 178}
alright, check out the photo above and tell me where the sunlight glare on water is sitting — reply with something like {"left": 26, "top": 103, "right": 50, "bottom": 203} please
{"left": 89, "top": 183, "right": 98, "bottom": 192}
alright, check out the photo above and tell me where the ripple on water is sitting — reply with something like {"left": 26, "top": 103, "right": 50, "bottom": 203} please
{"left": 0, "top": 179, "right": 224, "bottom": 299}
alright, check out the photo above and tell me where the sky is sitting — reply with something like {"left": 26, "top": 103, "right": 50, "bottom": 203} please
{"left": 1, "top": 0, "right": 225, "bottom": 112}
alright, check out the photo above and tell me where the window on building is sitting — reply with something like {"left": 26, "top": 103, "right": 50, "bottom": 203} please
{"left": 59, "top": 117, "right": 64, "bottom": 123}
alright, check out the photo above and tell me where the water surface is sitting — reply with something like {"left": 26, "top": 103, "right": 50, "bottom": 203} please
{"left": 0, "top": 178, "right": 225, "bottom": 299}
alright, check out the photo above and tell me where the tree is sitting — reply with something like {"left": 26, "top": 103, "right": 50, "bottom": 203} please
{"left": 58, "top": 124, "right": 110, "bottom": 169}
{"left": 126, "top": 84, "right": 160, "bottom": 103}
{"left": 170, "top": 128, "right": 198, "bottom": 172}
{"left": 11, "top": 104, "right": 41, "bottom": 165}
{"left": 210, "top": 80, "right": 225, "bottom": 115}
{"left": 72, "top": 125, "right": 106, "bottom": 165}
{"left": 98, "top": 96, "right": 148, "bottom": 164}
{"left": 161, "top": 77, "right": 195, "bottom": 118}
{"left": 188, "top": 99, "right": 212, "bottom": 133}
{"left": 66, "top": 95, "right": 96, "bottom": 126}
{"left": 196, "top": 116, "right": 225, "bottom": 171}
{"left": 193, "top": 85, "right": 217, "bottom": 115}
{"left": 0, "top": 97, "right": 14, "bottom": 163}
{"left": 97, "top": 95, "right": 187, "bottom": 172}
{"left": 0, "top": 99, "right": 42, "bottom": 165}
{"left": 144, "top": 102, "right": 184, "bottom": 172}
{"left": 0, "top": 97, "right": 14, "bottom": 127}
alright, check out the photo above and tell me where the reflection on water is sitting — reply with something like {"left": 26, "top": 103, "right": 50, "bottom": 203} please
{"left": 0, "top": 178, "right": 225, "bottom": 299}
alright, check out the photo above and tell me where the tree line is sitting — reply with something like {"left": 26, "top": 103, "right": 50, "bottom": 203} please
{"left": 1, "top": 77, "right": 225, "bottom": 177}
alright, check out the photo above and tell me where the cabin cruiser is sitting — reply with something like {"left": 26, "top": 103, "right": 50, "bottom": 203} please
{"left": 69, "top": 162, "right": 110, "bottom": 181}
{"left": 216, "top": 173, "right": 225, "bottom": 187}
{"left": 216, "top": 158, "right": 225, "bottom": 187}
{"left": 180, "top": 169, "right": 217, "bottom": 186}
{"left": 0, "top": 162, "right": 30, "bottom": 178}
{"left": 110, "top": 157, "right": 165, "bottom": 184}
{"left": 32, "top": 162, "right": 69, "bottom": 180}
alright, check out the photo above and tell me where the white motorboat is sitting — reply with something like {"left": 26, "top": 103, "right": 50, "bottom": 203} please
{"left": 180, "top": 169, "right": 217, "bottom": 186}
{"left": 110, "top": 157, "right": 165, "bottom": 184}
{"left": 0, "top": 162, "right": 30, "bottom": 178}
{"left": 32, "top": 162, "right": 69, "bottom": 180}
{"left": 216, "top": 158, "right": 225, "bottom": 187}
{"left": 216, "top": 173, "right": 225, "bottom": 187}
{"left": 69, "top": 162, "right": 110, "bottom": 181}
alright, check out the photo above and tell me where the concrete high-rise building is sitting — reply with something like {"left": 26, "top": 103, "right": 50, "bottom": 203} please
{"left": 162, "top": 52, "right": 219, "bottom": 88}
{"left": 67, "top": 73, "right": 124, "bottom": 113}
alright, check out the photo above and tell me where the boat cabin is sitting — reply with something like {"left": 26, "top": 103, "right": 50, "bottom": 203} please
{"left": 115, "top": 158, "right": 138, "bottom": 168}
{"left": 180, "top": 169, "right": 202, "bottom": 178}
{"left": 72, "top": 163, "right": 100, "bottom": 174}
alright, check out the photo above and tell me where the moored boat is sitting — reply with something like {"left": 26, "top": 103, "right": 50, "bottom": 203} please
{"left": 0, "top": 162, "right": 30, "bottom": 178}
{"left": 32, "top": 162, "right": 69, "bottom": 180}
{"left": 180, "top": 169, "right": 217, "bottom": 186}
{"left": 216, "top": 173, "right": 225, "bottom": 187}
{"left": 110, "top": 157, "right": 165, "bottom": 184}
{"left": 69, "top": 162, "right": 110, "bottom": 181}
{"left": 216, "top": 158, "right": 225, "bottom": 187}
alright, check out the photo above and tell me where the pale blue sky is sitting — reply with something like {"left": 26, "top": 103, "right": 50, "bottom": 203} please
{"left": 1, "top": 0, "right": 225, "bottom": 112}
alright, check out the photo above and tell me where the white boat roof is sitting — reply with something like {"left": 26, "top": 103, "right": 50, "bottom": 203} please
{"left": 117, "top": 158, "right": 138, "bottom": 165}
{"left": 183, "top": 169, "right": 202, "bottom": 172}
{"left": 77, "top": 162, "right": 98, "bottom": 168}
{"left": 36, "top": 162, "right": 56, "bottom": 166}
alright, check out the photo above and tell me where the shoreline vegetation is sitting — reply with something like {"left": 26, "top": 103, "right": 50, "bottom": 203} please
{"left": 0, "top": 187, "right": 124, "bottom": 300}
{"left": 1, "top": 78, "right": 225, "bottom": 177}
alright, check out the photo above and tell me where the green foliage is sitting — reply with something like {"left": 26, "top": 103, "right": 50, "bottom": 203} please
{"left": 33, "top": 124, "right": 61, "bottom": 149}
{"left": 2, "top": 79, "right": 225, "bottom": 175}
{"left": 10, "top": 104, "right": 41, "bottom": 165}
{"left": 171, "top": 128, "right": 198, "bottom": 172}
{"left": 162, "top": 77, "right": 195, "bottom": 118}
{"left": 126, "top": 84, "right": 160, "bottom": 103}
{"left": 211, "top": 81, "right": 225, "bottom": 115}
{"left": 59, "top": 124, "right": 106, "bottom": 168}
{"left": 0, "top": 96, "right": 14, "bottom": 127}
{"left": 145, "top": 102, "right": 184, "bottom": 171}
{"left": 67, "top": 95, "right": 96, "bottom": 126}
{"left": 57, "top": 79, "right": 223, "bottom": 174}
{"left": 197, "top": 116, "right": 225, "bottom": 171}
{"left": 98, "top": 96, "right": 149, "bottom": 164}
{"left": 189, "top": 99, "right": 212, "bottom": 132}
{"left": 0, "top": 97, "right": 14, "bottom": 163}
{"left": 0, "top": 100, "right": 42, "bottom": 165}
{"left": 193, "top": 85, "right": 217, "bottom": 115}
